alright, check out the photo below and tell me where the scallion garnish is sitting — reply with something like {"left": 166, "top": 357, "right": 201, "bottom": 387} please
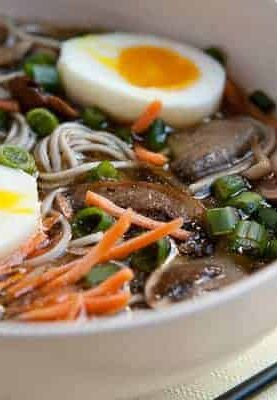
{"left": 229, "top": 220, "right": 267, "bottom": 257}
{"left": 249, "top": 90, "right": 276, "bottom": 114}
{"left": 227, "top": 191, "right": 263, "bottom": 215}
{"left": 81, "top": 107, "right": 108, "bottom": 130}
{"left": 207, "top": 207, "right": 239, "bottom": 236}
{"left": 26, "top": 64, "right": 60, "bottom": 93}
{"left": 204, "top": 47, "right": 227, "bottom": 66}
{"left": 265, "top": 240, "right": 277, "bottom": 259}
{"left": 0, "top": 145, "right": 37, "bottom": 175}
{"left": 212, "top": 175, "right": 247, "bottom": 202}
{"left": 114, "top": 127, "right": 133, "bottom": 144}
{"left": 83, "top": 263, "right": 121, "bottom": 288}
{"left": 88, "top": 160, "right": 120, "bottom": 182}
{"left": 24, "top": 52, "right": 56, "bottom": 74}
{"left": 255, "top": 207, "right": 277, "bottom": 233}
{"left": 145, "top": 118, "right": 168, "bottom": 152}
{"left": 26, "top": 108, "right": 59, "bottom": 137}
{"left": 72, "top": 207, "right": 113, "bottom": 238}
{"left": 130, "top": 237, "right": 171, "bottom": 272}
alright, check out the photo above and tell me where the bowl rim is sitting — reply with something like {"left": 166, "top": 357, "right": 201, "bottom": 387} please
{"left": 1, "top": 258, "right": 277, "bottom": 338}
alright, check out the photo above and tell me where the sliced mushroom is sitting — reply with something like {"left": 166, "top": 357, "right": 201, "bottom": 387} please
{"left": 8, "top": 76, "right": 79, "bottom": 118}
{"left": 257, "top": 178, "right": 277, "bottom": 203}
{"left": 66, "top": 180, "right": 205, "bottom": 224}
{"left": 8, "top": 76, "right": 45, "bottom": 111}
{"left": 47, "top": 95, "right": 79, "bottom": 119}
{"left": 169, "top": 117, "right": 275, "bottom": 187}
{"left": 145, "top": 251, "right": 246, "bottom": 308}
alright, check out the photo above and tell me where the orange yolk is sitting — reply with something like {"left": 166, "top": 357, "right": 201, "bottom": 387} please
{"left": 118, "top": 46, "right": 200, "bottom": 89}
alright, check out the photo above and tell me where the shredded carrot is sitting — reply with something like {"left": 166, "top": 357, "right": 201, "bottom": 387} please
{"left": 134, "top": 144, "right": 168, "bottom": 166}
{"left": 12, "top": 268, "right": 133, "bottom": 317}
{"left": 16, "top": 300, "right": 74, "bottom": 322}
{"left": 14, "top": 212, "right": 130, "bottom": 301}
{"left": 67, "top": 293, "right": 84, "bottom": 320}
{"left": 85, "top": 268, "right": 134, "bottom": 297}
{"left": 67, "top": 218, "right": 184, "bottom": 262}
{"left": 6, "top": 202, "right": 186, "bottom": 303}
{"left": 6, "top": 263, "right": 72, "bottom": 299}
{"left": 0, "top": 99, "right": 20, "bottom": 113}
{"left": 16, "top": 291, "right": 130, "bottom": 321}
{"left": 0, "top": 230, "right": 48, "bottom": 273}
{"left": 7, "top": 287, "right": 76, "bottom": 316}
{"left": 0, "top": 272, "right": 25, "bottom": 292}
{"left": 106, "top": 218, "right": 183, "bottom": 261}
{"left": 32, "top": 287, "right": 76, "bottom": 308}
{"left": 85, "top": 191, "right": 189, "bottom": 240}
{"left": 131, "top": 100, "right": 162, "bottom": 134}
{"left": 39, "top": 210, "right": 132, "bottom": 295}
{"left": 85, "top": 292, "right": 131, "bottom": 315}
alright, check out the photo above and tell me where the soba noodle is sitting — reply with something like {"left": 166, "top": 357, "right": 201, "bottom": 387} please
{"left": 35, "top": 122, "right": 137, "bottom": 187}
{"left": 0, "top": 112, "right": 36, "bottom": 150}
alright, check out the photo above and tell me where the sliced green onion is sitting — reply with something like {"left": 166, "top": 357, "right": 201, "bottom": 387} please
{"left": 0, "top": 110, "right": 8, "bottom": 131}
{"left": 24, "top": 52, "right": 56, "bottom": 77}
{"left": 88, "top": 160, "right": 120, "bottom": 182}
{"left": 72, "top": 207, "right": 113, "bottom": 238}
{"left": 157, "top": 237, "right": 171, "bottom": 265}
{"left": 83, "top": 263, "right": 121, "bottom": 288}
{"left": 0, "top": 145, "right": 37, "bottom": 175}
{"left": 255, "top": 207, "right": 277, "bottom": 233}
{"left": 26, "top": 108, "right": 59, "bottom": 137}
{"left": 130, "top": 237, "right": 170, "bottom": 273}
{"left": 204, "top": 47, "right": 227, "bottom": 66}
{"left": 81, "top": 107, "right": 108, "bottom": 130}
{"left": 26, "top": 65, "right": 60, "bottom": 93}
{"left": 146, "top": 118, "right": 168, "bottom": 151}
{"left": 265, "top": 240, "right": 277, "bottom": 259}
{"left": 207, "top": 207, "right": 239, "bottom": 236}
{"left": 229, "top": 220, "right": 267, "bottom": 257}
{"left": 212, "top": 175, "right": 247, "bottom": 202}
{"left": 227, "top": 191, "right": 263, "bottom": 215}
{"left": 114, "top": 127, "right": 133, "bottom": 144}
{"left": 249, "top": 90, "right": 276, "bottom": 114}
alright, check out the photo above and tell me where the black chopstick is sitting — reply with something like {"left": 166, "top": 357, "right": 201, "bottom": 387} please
{"left": 214, "top": 361, "right": 277, "bottom": 400}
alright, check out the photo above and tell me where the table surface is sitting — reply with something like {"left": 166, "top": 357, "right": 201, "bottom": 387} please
{"left": 137, "top": 328, "right": 277, "bottom": 400}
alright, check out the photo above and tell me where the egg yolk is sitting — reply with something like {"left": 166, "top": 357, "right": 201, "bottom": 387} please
{"left": 0, "top": 190, "right": 32, "bottom": 214}
{"left": 118, "top": 46, "right": 200, "bottom": 89}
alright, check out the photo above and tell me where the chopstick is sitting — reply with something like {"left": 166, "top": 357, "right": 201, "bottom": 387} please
{"left": 214, "top": 361, "right": 277, "bottom": 400}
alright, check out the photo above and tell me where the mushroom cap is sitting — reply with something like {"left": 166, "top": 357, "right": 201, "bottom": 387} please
{"left": 169, "top": 117, "right": 275, "bottom": 183}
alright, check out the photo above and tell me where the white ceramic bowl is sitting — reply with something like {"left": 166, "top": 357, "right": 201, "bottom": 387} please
{"left": 1, "top": 1, "right": 277, "bottom": 399}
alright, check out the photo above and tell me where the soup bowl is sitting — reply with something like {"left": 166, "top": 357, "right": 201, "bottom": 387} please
{"left": 1, "top": 0, "right": 277, "bottom": 399}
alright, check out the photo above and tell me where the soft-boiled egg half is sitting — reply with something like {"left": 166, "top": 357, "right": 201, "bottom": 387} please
{"left": 0, "top": 165, "right": 40, "bottom": 260}
{"left": 58, "top": 33, "right": 226, "bottom": 127}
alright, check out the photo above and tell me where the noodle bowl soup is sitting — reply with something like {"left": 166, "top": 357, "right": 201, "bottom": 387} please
{"left": 0, "top": 16, "right": 277, "bottom": 322}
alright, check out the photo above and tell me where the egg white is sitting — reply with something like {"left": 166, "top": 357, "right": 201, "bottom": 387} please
{"left": 0, "top": 165, "right": 40, "bottom": 260}
{"left": 58, "top": 33, "right": 226, "bottom": 127}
